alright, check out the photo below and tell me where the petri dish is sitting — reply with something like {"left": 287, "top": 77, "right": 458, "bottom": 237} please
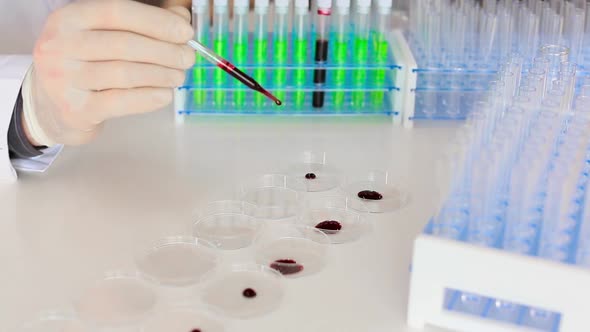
{"left": 22, "top": 310, "right": 90, "bottom": 332}
{"left": 285, "top": 151, "right": 341, "bottom": 192}
{"left": 141, "top": 305, "right": 226, "bottom": 332}
{"left": 299, "top": 195, "right": 370, "bottom": 243}
{"left": 75, "top": 272, "right": 157, "bottom": 327}
{"left": 254, "top": 223, "right": 330, "bottom": 278}
{"left": 341, "top": 170, "right": 410, "bottom": 213}
{"left": 135, "top": 236, "right": 219, "bottom": 287}
{"left": 193, "top": 200, "right": 258, "bottom": 217}
{"left": 193, "top": 201, "right": 263, "bottom": 250}
{"left": 240, "top": 174, "right": 304, "bottom": 220}
{"left": 201, "top": 264, "right": 284, "bottom": 319}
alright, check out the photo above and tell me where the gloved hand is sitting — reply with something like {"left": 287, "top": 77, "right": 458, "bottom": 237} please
{"left": 23, "top": 0, "right": 195, "bottom": 146}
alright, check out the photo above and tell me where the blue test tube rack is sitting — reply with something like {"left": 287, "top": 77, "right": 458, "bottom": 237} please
{"left": 405, "top": 0, "right": 590, "bottom": 121}
{"left": 175, "top": 35, "right": 404, "bottom": 119}
{"left": 407, "top": 48, "right": 590, "bottom": 332}
{"left": 173, "top": 6, "right": 412, "bottom": 125}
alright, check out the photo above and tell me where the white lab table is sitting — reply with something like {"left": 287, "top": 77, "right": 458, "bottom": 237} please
{"left": 0, "top": 108, "right": 458, "bottom": 332}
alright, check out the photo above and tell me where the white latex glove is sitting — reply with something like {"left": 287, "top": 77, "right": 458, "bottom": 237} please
{"left": 24, "top": 0, "right": 195, "bottom": 146}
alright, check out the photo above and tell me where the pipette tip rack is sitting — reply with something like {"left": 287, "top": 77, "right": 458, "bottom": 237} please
{"left": 407, "top": 40, "right": 590, "bottom": 331}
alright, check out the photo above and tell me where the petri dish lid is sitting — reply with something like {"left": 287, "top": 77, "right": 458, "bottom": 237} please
{"left": 341, "top": 170, "right": 410, "bottom": 213}
{"left": 299, "top": 194, "right": 370, "bottom": 244}
{"left": 239, "top": 174, "right": 304, "bottom": 220}
{"left": 254, "top": 224, "right": 330, "bottom": 278}
{"left": 285, "top": 151, "right": 341, "bottom": 192}
{"left": 135, "top": 236, "right": 219, "bottom": 287}
{"left": 193, "top": 212, "right": 263, "bottom": 250}
{"left": 141, "top": 305, "right": 226, "bottom": 332}
{"left": 201, "top": 263, "right": 284, "bottom": 319}
{"left": 22, "top": 310, "right": 91, "bottom": 332}
{"left": 75, "top": 272, "right": 157, "bottom": 328}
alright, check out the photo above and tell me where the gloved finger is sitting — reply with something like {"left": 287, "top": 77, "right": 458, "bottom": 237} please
{"left": 167, "top": 6, "right": 191, "bottom": 22}
{"left": 72, "top": 61, "right": 186, "bottom": 90}
{"left": 56, "top": 0, "right": 193, "bottom": 44}
{"left": 64, "top": 30, "right": 195, "bottom": 70}
{"left": 85, "top": 87, "right": 173, "bottom": 124}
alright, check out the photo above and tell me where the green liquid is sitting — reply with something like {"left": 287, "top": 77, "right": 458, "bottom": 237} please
{"left": 192, "top": 54, "right": 207, "bottom": 105}
{"left": 370, "top": 38, "right": 389, "bottom": 107}
{"left": 213, "top": 38, "right": 227, "bottom": 107}
{"left": 293, "top": 39, "right": 307, "bottom": 107}
{"left": 333, "top": 40, "right": 348, "bottom": 108}
{"left": 352, "top": 38, "right": 369, "bottom": 108}
{"left": 253, "top": 39, "right": 267, "bottom": 107}
{"left": 274, "top": 40, "right": 288, "bottom": 107}
{"left": 233, "top": 42, "right": 247, "bottom": 107}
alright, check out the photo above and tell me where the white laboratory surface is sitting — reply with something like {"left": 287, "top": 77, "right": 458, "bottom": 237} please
{"left": 0, "top": 109, "right": 457, "bottom": 332}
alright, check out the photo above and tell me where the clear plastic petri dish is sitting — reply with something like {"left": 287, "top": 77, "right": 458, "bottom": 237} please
{"left": 341, "top": 170, "right": 410, "bottom": 213}
{"left": 22, "top": 310, "right": 91, "bottom": 332}
{"left": 239, "top": 174, "right": 304, "bottom": 220}
{"left": 201, "top": 263, "right": 284, "bottom": 319}
{"left": 299, "top": 195, "right": 370, "bottom": 243}
{"left": 254, "top": 223, "right": 330, "bottom": 278}
{"left": 135, "top": 236, "right": 219, "bottom": 287}
{"left": 75, "top": 272, "right": 157, "bottom": 328}
{"left": 193, "top": 201, "right": 263, "bottom": 250}
{"left": 285, "top": 151, "right": 341, "bottom": 192}
{"left": 141, "top": 305, "right": 226, "bottom": 332}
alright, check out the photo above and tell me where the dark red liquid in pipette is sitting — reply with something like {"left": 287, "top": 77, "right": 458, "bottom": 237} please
{"left": 217, "top": 60, "right": 282, "bottom": 105}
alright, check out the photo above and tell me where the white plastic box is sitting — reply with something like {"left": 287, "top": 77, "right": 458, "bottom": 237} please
{"left": 407, "top": 234, "right": 590, "bottom": 332}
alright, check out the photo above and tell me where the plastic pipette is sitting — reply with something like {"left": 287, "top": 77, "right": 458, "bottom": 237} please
{"left": 187, "top": 40, "right": 282, "bottom": 105}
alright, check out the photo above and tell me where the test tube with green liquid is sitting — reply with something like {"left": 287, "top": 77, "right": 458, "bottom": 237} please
{"left": 213, "top": 0, "right": 229, "bottom": 107}
{"left": 273, "top": 0, "right": 291, "bottom": 107}
{"left": 333, "top": 0, "right": 352, "bottom": 108}
{"left": 352, "top": 0, "right": 371, "bottom": 109}
{"left": 292, "top": 0, "right": 310, "bottom": 107}
{"left": 191, "top": 0, "right": 209, "bottom": 106}
{"left": 233, "top": 0, "right": 249, "bottom": 108}
{"left": 253, "top": 0, "right": 270, "bottom": 108}
{"left": 370, "top": 0, "right": 392, "bottom": 108}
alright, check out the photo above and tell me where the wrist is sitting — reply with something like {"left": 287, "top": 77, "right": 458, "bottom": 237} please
{"left": 21, "top": 66, "right": 57, "bottom": 147}
{"left": 20, "top": 108, "right": 42, "bottom": 147}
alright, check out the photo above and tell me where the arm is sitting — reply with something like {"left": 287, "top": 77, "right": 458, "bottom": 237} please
{"left": 0, "top": 57, "right": 62, "bottom": 180}
{"left": 0, "top": 56, "right": 36, "bottom": 181}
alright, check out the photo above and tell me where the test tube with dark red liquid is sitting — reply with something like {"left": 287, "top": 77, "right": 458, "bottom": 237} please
{"left": 312, "top": 0, "right": 333, "bottom": 108}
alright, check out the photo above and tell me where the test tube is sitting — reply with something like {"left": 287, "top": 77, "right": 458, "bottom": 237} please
{"left": 369, "top": 0, "right": 392, "bottom": 108}
{"left": 232, "top": 0, "right": 249, "bottom": 107}
{"left": 312, "top": 0, "right": 333, "bottom": 108}
{"left": 576, "top": 184, "right": 590, "bottom": 268}
{"left": 331, "top": 0, "right": 351, "bottom": 108}
{"left": 213, "top": 0, "right": 229, "bottom": 107}
{"left": 496, "top": 7, "right": 513, "bottom": 61}
{"left": 540, "top": 44, "right": 569, "bottom": 79}
{"left": 253, "top": 0, "right": 270, "bottom": 107}
{"left": 273, "top": 0, "right": 291, "bottom": 105}
{"left": 191, "top": 0, "right": 210, "bottom": 106}
{"left": 563, "top": 6, "right": 585, "bottom": 62}
{"left": 292, "top": 0, "right": 309, "bottom": 108}
{"left": 479, "top": 11, "right": 497, "bottom": 63}
{"left": 351, "top": 0, "right": 371, "bottom": 108}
